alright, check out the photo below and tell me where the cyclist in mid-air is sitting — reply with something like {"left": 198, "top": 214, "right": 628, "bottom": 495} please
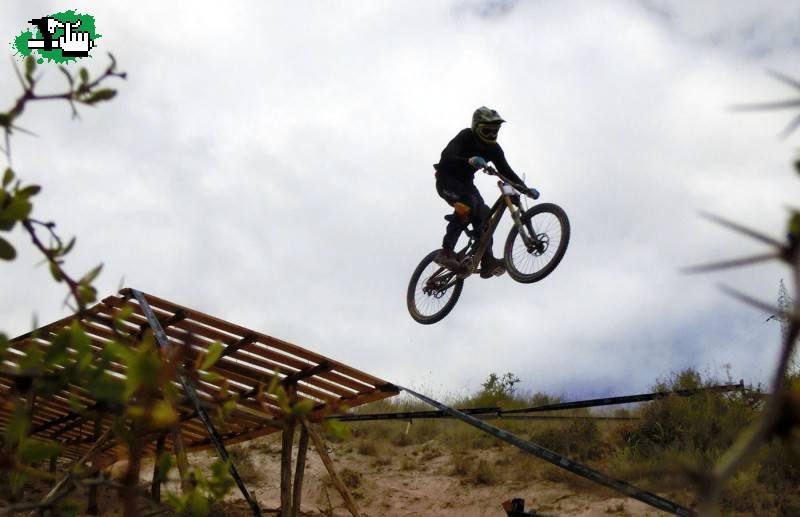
{"left": 433, "top": 106, "right": 539, "bottom": 278}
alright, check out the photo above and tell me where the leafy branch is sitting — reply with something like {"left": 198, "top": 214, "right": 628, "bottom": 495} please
{"left": 0, "top": 54, "right": 125, "bottom": 316}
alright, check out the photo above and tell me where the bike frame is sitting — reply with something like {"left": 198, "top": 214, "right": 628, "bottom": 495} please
{"left": 454, "top": 177, "right": 536, "bottom": 277}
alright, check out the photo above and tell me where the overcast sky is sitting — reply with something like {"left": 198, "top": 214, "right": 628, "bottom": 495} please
{"left": 1, "top": 1, "right": 799, "bottom": 402}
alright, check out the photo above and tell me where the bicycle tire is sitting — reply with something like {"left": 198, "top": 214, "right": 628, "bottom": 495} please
{"left": 407, "top": 250, "right": 465, "bottom": 324}
{"left": 504, "top": 203, "right": 570, "bottom": 283}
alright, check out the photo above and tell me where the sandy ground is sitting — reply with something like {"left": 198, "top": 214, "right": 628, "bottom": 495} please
{"left": 13, "top": 436, "right": 693, "bottom": 516}
{"left": 149, "top": 438, "right": 683, "bottom": 517}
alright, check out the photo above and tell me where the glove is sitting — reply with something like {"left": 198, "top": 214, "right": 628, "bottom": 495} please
{"left": 468, "top": 156, "right": 487, "bottom": 169}
{"left": 524, "top": 187, "right": 540, "bottom": 200}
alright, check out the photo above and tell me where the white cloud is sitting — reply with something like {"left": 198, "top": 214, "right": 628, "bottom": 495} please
{"left": 0, "top": 1, "right": 797, "bottom": 401}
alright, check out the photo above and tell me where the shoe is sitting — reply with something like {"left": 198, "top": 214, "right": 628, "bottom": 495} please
{"left": 434, "top": 248, "right": 460, "bottom": 270}
{"left": 480, "top": 256, "right": 506, "bottom": 279}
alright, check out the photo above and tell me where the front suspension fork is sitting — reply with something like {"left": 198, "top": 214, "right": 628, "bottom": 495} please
{"left": 504, "top": 196, "right": 536, "bottom": 248}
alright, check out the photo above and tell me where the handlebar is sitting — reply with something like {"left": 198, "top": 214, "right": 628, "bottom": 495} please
{"left": 481, "top": 165, "right": 538, "bottom": 199}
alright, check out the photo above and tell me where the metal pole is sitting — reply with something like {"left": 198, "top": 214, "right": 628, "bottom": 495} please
{"left": 130, "top": 289, "right": 262, "bottom": 517}
{"left": 401, "top": 386, "right": 695, "bottom": 517}
{"left": 503, "top": 382, "right": 744, "bottom": 414}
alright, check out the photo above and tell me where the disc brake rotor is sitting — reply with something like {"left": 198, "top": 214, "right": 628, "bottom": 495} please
{"left": 527, "top": 233, "right": 550, "bottom": 255}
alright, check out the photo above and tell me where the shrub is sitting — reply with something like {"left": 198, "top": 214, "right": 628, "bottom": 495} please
{"left": 356, "top": 440, "right": 378, "bottom": 456}
{"left": 469, "top": 459, "right": 498, "bottom": 485}
{"left": 339, "top": 468, "right": 361, "bottom": 489}
{"left": 226, "top": 445, "right": 261, "bottom": 485}
{"left": 528, "top": 419, "right": 603, "bottom": 461}
{"left": 618, "top": 369, "right": 756, "bottom": 461}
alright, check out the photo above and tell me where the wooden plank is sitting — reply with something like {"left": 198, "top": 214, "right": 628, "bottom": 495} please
{"left": 102, "top": 304, "right": 370, "bottom": 398}
{"left": 101, "top": 298, "right": 369, "bottom": 396}
{"left": 37, "top": 320, "right": 272, "bottom": 433}
{"left": 301, "top": 419, "right": 361, "bottom": 517}
{"left": 129, "top": 290, "right": 389, "bottom": 387}
{"left": 92, "top": 305, "right": 344, "bottom": 405}
{"left": 9, "top": 301, "right": 107, "bottom": 342}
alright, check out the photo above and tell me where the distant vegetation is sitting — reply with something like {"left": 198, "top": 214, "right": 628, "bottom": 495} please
{"left": 336, "top": 369, "right": 800, "bottom": 515}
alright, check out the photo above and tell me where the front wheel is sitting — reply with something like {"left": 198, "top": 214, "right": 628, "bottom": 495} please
{"left": 504, "top": 203, "right": 570, "bottom": 283}
{"left": 407, "top": 250, "right": 464, "bottom": 324}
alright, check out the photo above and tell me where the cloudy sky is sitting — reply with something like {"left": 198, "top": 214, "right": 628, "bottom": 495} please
{"left": 1, "top": 1, "right": 799, "bottom": 402}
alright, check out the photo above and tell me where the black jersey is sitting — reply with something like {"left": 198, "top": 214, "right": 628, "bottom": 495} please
{"left": 434, "top": 128, "right": 524, "bottom": 187}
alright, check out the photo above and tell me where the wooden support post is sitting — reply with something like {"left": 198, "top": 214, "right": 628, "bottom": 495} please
{"left": 280, "top": 418, "right": 295, "bottom": 517}
{"left": 131, "top": 289, "right": 262, "bottom": 517}
{"left": 151, "top": 433, "right": 167, "bottom": 502}
{"left": 171, "top": 427, "right": 191, "bottom": 493}
{"left": 87, "top": 417, "right": 103, "bottom": 515}
{"left": 301, "top": 419, "right": 362, "bottom": 517}
{"left": 291, "top": 423, "right": 309, "bottom": 517}
{"left": 42, "top": 429, "right": 113, "bottom": 507}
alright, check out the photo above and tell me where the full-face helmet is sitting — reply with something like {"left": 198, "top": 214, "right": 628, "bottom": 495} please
{"left": 471, "top": 106, "right": 505, "bottom": 144}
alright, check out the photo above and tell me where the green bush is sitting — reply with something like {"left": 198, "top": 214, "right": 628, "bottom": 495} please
{"left": 528, "top": 419, "right": 603, "bottom": 461}
{"left": 618, "top": 369, "right": 755, "bottom": 462}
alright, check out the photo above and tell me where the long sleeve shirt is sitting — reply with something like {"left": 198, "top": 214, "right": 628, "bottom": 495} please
{"left": 434, "top": 128, "right": 525, "bottom": 187}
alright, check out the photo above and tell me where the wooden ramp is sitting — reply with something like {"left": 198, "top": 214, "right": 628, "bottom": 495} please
{"left": 0, "top": 288, "right": 399, "bottom": 462}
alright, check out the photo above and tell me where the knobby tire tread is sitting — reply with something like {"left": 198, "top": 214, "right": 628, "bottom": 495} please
{"left": 407, "top": 250, "right": 464, "bottom": 324}
{"left": 504, "top": 203, "right": 570, "bottom": 284}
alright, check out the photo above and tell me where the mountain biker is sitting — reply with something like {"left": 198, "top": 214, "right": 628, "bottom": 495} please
{"left": 433, "top": 106, "right": 539, "bottom": 278}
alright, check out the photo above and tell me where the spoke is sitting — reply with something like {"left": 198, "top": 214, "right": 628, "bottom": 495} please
{"left": 509, "top": 211, "right": 564, "bottom": 276}
{"left": 413, "top": 262, "right": 457, "bottom": 318}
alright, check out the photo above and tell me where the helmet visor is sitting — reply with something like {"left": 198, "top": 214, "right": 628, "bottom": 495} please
{"left": 477, "top": 124, "right": 500, "bottom": 141}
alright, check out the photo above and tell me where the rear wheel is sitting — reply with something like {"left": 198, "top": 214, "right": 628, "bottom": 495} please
{"left": 407, "top": 250, "right": 464, "bottom": 324}
{"left": 504, "top": 203, "right": 570, "bottom": 283}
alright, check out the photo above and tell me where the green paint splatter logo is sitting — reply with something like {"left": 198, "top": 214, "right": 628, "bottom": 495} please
{"left": 11, "top": 10, "right": 101, "bottom": 64}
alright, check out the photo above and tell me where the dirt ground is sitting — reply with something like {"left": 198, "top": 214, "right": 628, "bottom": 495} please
{"left": 127, "top": 438, "right": 685, "bottom": 517}
{"left": 11, "top": 434, "right": 698, "bottom": 516}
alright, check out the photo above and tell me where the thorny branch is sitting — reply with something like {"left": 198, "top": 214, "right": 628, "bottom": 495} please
{"left": 689, "top": 70, "right": 800, "bottom": 515}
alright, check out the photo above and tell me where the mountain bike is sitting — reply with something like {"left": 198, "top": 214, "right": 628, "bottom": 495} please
{"left": 406, "top": 167, "right": 570, "bottom": 324}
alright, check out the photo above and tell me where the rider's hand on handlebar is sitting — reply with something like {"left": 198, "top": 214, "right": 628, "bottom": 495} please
{"left": 523, "top": 187, "right": 540, "bottom": 200}
{"left": 468, "top": 156, "right": 487, "bottom": 169}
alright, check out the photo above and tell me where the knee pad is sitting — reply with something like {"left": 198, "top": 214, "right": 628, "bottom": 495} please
{"left": 453, "top": 202, "right": 471, "bottom": 223}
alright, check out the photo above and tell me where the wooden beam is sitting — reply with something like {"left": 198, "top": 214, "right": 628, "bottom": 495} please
{"left": 171, "top": 426, "right": 190, "bottom": 493}
{"left": 281, "top": 361, "right": 333, "bottom": 387}
{"left": 137, "top": 309, "right": 186, "bottom": 339}
{"left": 221, "top": 334, "right": 258, "bottom": 358}
{"left": 151, "top": 432, "right": 167, "bottom": 502}
{"left": 301, "top": 419, "right": 361, "bottom": 517}
{"left": 42, "top": 428, "right": 113, "bottom": 507}
{"left": 291, "top": 424, "right": 309, "bottom": 517}
{"left": 87, "top": 417, "right": 103, "bottom": 515}
{"left": 280, "top": 419, "right": 295, "bottom": 517}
